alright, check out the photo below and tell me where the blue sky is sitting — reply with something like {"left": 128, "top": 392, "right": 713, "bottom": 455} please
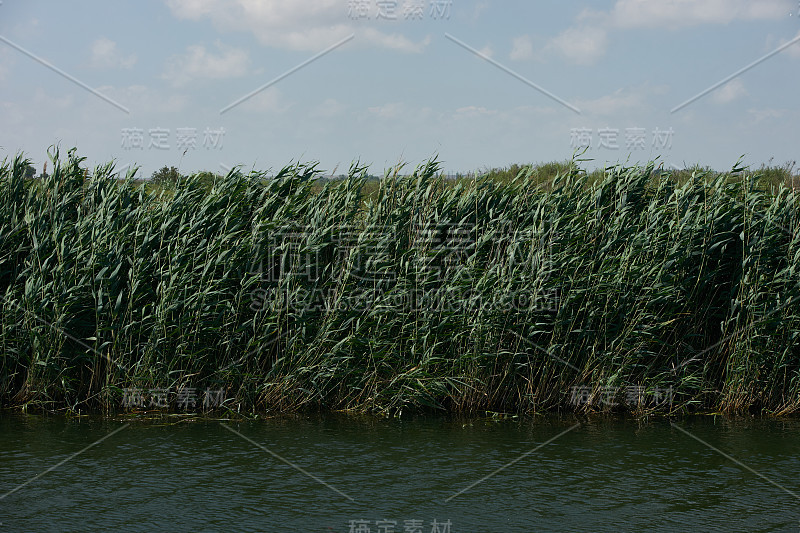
{"left": 1, "top": 0, "right": 799, "bottom": 178}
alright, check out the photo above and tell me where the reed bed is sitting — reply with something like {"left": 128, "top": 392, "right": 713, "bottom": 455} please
{"left": 1, "top": 148, "right": 799, "bottom": 415}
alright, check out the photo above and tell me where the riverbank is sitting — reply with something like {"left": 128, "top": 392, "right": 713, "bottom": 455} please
{"left": 1, "top": 149, "right": 799, "bottom": 415}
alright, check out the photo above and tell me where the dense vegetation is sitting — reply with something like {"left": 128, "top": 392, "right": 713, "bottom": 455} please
{"left": 1, "top": 149, "right": 799, "bottom": 415}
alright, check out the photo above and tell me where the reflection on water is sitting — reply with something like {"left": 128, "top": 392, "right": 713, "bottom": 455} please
{"left": 0, "top": 414, "right": 798, "bottom": 532}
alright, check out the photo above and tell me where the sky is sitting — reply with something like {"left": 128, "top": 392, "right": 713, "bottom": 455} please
{"left": 1, "top": 0, "right": 799, "bottom": 178}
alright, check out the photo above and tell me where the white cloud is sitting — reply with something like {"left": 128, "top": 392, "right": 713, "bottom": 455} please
{"left": 94, "top": 84, "right": 190, "bottom": 114}
{"left": 550, "top": 0, "right": 793, "bottom": 65}
{"left": 90, "top": 38, "right": 137, "bottom": 69}
{"left": 310, "top": 98, "right": 346, "bottom": 118}
{"left": 511, "top": 104, "right": 559, "bottom": 116}
{"left": 471, "top": 2, "right": 490, "bottom": 20}
{"left": 747, "top": 107, "right": 785, "bottom": 122}
{"left": 548, "top": 26, "right": 608, "bottom": 65}
{"left": 237, "top": 87, "right": 290, "bottom": 113}
{"left": 362, "top": 29, "right": 431, "bottom": 53}
{"left": 711, "top": 79, "right": 748, "bottom": 104}
{"left": 454, "top": 106, "right": 496, "bottom": 118}
{"left": 575, "top": 87, "right": 647, "bottom": 116}
{"left": 166, "top": 0, "right": 430, "bottom": 53}
{"left": 368, "top": 102, "right": 404, "bottom": 119}
{"left": 478, "top": 44, "right": 493, "bottom": 59}
{"left": 603, "top": 0, "right": 792, "bottom": 29}
{"left": 32, "top": 88, "right": 74, "bottom": 110}
{"left": 510, "top": 35, "right": 534, "bottom": 61}
{"left": 162, "top": 41, "right": 249, "bottom": 86}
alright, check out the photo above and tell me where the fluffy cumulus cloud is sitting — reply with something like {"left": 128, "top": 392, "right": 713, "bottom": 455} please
{"left": 165, "top": 0, "right": 431, "bottom": 53}
{"left": 361, "top": 29, "right": 432, "bottom": 53}
{"left": 162, "top": 41, "right": 250, "bottom": 86}
{"left": 711, "top": 79, "right": 748, "bottom": 104}
{"left": 237, "top": 87, "right": 291, "bottom": 113}
{"left": 548, "top": 0, "right": 793, "bottom": 65}
{"left": 477, "top": 44, "right": 494, "bottom": 59}
{"left": 94, "top": 84, "right": 190, "bottom": 114}
{"left": 509, "top": 35, "right": 534, "bottom": 61}
{"left": 310, "top": 98, "right": 346, "bottom": 118}
{"left": 747, "top": 107, "right": 786, "bottom": 122}
{"left": 368, "top": 102, "right": 405, "bottom": 119}
{"left": 548, "top": 26, "right": 608, "bottom": 65}
{"left": 91, "top": 38, "right": 137, "bottom": 69}
{"left": 602, "top": 0, "right": 792, "bottom": 29}
{"left": 575, "top": 86, "right": 648, "bottom": 116}
{"left": 454, "top": 105, "right": 496, "bottom": 118}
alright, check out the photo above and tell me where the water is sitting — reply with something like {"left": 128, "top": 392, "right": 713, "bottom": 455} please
{"left": 1, "top": 414, "right": 798, "bottom": 532}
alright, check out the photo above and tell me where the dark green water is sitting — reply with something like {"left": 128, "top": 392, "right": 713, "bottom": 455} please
{"left": 0, "top": 414, "right": 798, "bottom": 532}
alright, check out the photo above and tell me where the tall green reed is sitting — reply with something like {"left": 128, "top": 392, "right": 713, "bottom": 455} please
{"left": 0, "top": 149, "right": 798, "bottom": 414}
